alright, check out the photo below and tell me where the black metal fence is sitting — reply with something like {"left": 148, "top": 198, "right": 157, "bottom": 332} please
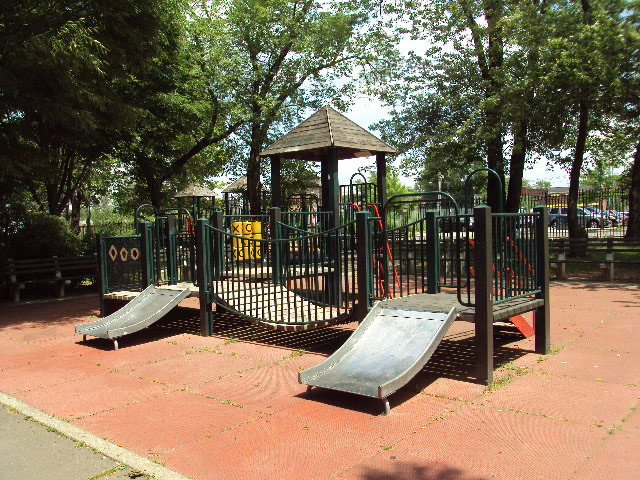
{"left": 520, "top": 188, "right": 628, "bottom": 238}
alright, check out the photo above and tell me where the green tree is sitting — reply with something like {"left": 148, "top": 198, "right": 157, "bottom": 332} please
{"left": 0, "top": 0, "right": 186, "bottom": 215}
{"left": 375, "top": 0, "right": 556, "bottom": 212}
{"left": 112, "top": 1, "right": 246, "bottom": 211}
{"left": 534, "top": 179, "right": 552, "bottom": 190}
{"left": 193, "top": 0, "right": 395, "bottom": 213}
{"left": 539, "top": 0, "right": 629, "bottom": 240}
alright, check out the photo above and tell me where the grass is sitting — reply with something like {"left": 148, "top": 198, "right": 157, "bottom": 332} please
{"left": 83, "top": 466, "right": 124, "bottom": 480}
{"left": 484, "top": 362, "right": 528, "bottom": 393}
{"left": 221, "top": 399, "right": 245, "bottom": 408}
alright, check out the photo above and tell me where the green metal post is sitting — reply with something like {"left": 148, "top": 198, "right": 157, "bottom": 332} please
{"left": 166, "top": 215, "right": 177, "bottom": 285}
{"left": 425, "top": 210, "right": 440, "bottom": 294}
{"left": 474, "top": 206, "right": 494, "bottom": 385}
{"left": 154, "top": 217, "right": 163, "bottom": 283}
{"left": 211, "top": 211, "right": 224, "bottom": 280}
{"left": 270, "top": 207, "right": 282, "bottom": 285}
{"left": 196, "top": 218, "right": 213, "bottom": 336}
{"left": 140, "top": 221, "right": 154, "bottom": 288}
{"left": 533, "top": 206, "right": 550, "bottom": 354}
{"left": 355, "top": 211, "right": 372, "bottom": 320}
{"left": 96, "top": 234, "right": 107, "bottom": 316}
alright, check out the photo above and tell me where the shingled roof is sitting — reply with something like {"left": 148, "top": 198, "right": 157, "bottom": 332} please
{"left": 173, "top": 184, "right": 218, "bottom": 198}
{"left": 221, "top": 176, "right": 248, "bottom": 193}
{"left": 259, "top": 105, "right": 396, "bottom": 160}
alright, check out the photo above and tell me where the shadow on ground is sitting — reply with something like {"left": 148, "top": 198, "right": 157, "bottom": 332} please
{"left": 357, "top": 462, "right": 489, "bottom": 480}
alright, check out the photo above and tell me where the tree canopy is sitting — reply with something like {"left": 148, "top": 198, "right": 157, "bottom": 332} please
{"left": 2, "top": 0, "right": 640, "bottom": 254}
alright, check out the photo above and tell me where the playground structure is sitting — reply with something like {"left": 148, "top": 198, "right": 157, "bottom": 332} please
{"left": 80, "top": 106, "right": 550, "bottom": 413}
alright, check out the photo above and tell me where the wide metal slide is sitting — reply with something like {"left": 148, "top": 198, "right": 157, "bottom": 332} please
{"left": 299, "top": 303, "right": 457, "bottom": 414}
{"left": 75, "top": 285, "right": 190, "bottom": 350}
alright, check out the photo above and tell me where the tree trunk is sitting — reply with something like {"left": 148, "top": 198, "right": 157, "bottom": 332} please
{"left": 506, "top": 118, "right": 528, "bottom": 212}
{"left": 70, "top": 191, "right": 82, "bottom": 234}
{"left": 568, "top": 101, "right": 589, "bottom": 244}
{"left": 148, "top": 181, "right": 164, "bottom": 211}
{"left": 625, "top": 139, "right": 640, "bottom": 239}
{"left": 484, "top": 0, "right": 505, "bottom": 213}
{"left": 246, "top": 122, "right": 265, "bottom": 215}
{"left": 246, "top": 144, "right": 262, "bottom": 215}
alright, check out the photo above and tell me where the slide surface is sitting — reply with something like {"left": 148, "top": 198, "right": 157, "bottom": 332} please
{"left": 299, "top": 303, "right": 457, "bottom": 401}
{"left": 76, "top": 285, "right": 190, "bottom": 340}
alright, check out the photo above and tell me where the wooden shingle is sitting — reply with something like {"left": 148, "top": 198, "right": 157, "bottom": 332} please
{"left": 260, "top": 105, "right": 396, "bottom": 160}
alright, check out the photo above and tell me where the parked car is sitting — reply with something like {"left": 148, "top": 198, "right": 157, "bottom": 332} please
{"left": 583, "top": 206, "right": 617, "bottom": 227}
{"left": 548, "top": 206, "right": 610, "bottom": 228}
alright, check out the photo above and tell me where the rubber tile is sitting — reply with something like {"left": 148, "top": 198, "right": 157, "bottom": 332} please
{"left": 533, "top": 346, "right": 640, "bottom": 385}
{"left": 480, "top": 372, "right": 640, "bottom": 428}
{"left": 125, "top": 350, "right": 264, "bottom": 388}
{"left": 333, "top": 450, "right": 502, "bottom": 480}
{"left": 570, "top": 431, "right": 640, "bottom": 480}
{"left": 75, "top": 390, "right": 262, "bottom": 455}
{"left": 287, "top": 389, "right": 460, "bottom": 442}
{"left": 190, "top": 363, "right": 308, "bottom": 414}
{"left": 0, "top": 355, "right": 108, "bottom": 394}
{"left": 16, "top": 371, "right": 171, "bottom": 419}
{"left": 159, "top": 411, "right": 379, "bottom": 480}
{"left": 394, "top": 404, "right": 606, "bottom": 480}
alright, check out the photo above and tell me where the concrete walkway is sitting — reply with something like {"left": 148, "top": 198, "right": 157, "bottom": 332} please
{"left": 0, "top": 283, "right": 639, "bottom": 479}
{"left": 0, "top": 403, "right": 150, "bottom": 480}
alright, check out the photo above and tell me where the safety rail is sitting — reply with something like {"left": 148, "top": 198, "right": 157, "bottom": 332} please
{"left": 98, "top": 234, "right": 145, "bottom": 294}
{"left": 173, "top": 232, "right": 196, "bottom": 284}
{"left": 381, "top": 191, "right": 461, "bottom": 300}
{"left": 458, "top": 208, "right": 546, "bottom": 307}
{"left": 439, "top": 214, "right": 473, "bottom": 291}
{"left": 280, "top": 211, "right": 333, "bottom": 233}
{"left": 201, "top": 218, "right": 359, "bottom": 327}
{"left": 491, "top": 212, "right": 541, "bottom": 304}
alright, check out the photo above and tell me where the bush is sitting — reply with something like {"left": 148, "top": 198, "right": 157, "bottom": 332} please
{"left": 7, "top": 212, "right": 83, "bottom": 260}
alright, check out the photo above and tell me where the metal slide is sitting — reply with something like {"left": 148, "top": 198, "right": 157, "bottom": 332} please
{"left": 299, "top": 303, "right": 457, "bottom": 414}
{"left": 75, "top": 285, "right": 190, "bottom": 350}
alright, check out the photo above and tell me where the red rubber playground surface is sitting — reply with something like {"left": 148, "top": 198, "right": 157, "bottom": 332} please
{"left": 1, "top": 283, "right": 639, "bottom": 480}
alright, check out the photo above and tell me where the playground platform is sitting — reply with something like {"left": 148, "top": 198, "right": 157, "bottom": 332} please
{"left": 105, "top": 283, "right": 543, "bottom": 324}
{"left": 1, "top": 282, "right": 638, "bottom": 480}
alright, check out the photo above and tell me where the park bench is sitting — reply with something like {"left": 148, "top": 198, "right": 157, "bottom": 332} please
{"left": 1, "top": 255, "right": 97, "bottom": 302}
{"left": 550, "top": 237, "right": 640, "bottom": 281}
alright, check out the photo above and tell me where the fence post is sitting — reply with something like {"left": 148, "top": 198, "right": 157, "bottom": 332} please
{"left": 96, "top": 234, "right": 106, "bottom": 316}
{"left": 211, "top": 211, "right": 224, "bottom": 281}
{"left": 557, "top": 239, "right": 566, "bottom": 280}
{"left": 270, "top": 207, "right": 282, "bottom": 285}
{"left": 196, "top": 218, "right": 213, "bottom": 336}
{"left": 166, "top": 215, "right": 177, "bottom": 285}
{"left": 381, "top": 210, "right": 390, "bottom": 299}
{"left": 533, "top": 206, "right": 550, "bottom": 354}
{"left": 605, "top": 236, "right": 614, "bottom": 281}
{"left": 140, "top": 221, "right": 154, "bottom": 288}
{"left": 473, "top": 206, "right": 494, "bottom": 384}
{"left": 425, "top": 210, "right": 440, "bottom": 294}
{"left": 355, "top": 211, "right": 372, "bottom": 320}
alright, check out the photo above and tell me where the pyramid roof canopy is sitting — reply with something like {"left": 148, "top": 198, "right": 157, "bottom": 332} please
{"left": 173, "top": 184, "right": 218, "bottom": 198}
{"left": 259, "top": 105, "right": 396, "bottom": 160}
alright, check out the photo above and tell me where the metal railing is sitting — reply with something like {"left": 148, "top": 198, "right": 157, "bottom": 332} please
{"left": 99, "top": 235, "right": 143, "bottom": 293}
{"left": 491, "top": 212, "right": 541, "bottom": 304}
{"left": 204, "top": 220, "right": 358, "bottom": 326}
{"left": 280, "top": 211, "right": 333, "bottom": 233}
